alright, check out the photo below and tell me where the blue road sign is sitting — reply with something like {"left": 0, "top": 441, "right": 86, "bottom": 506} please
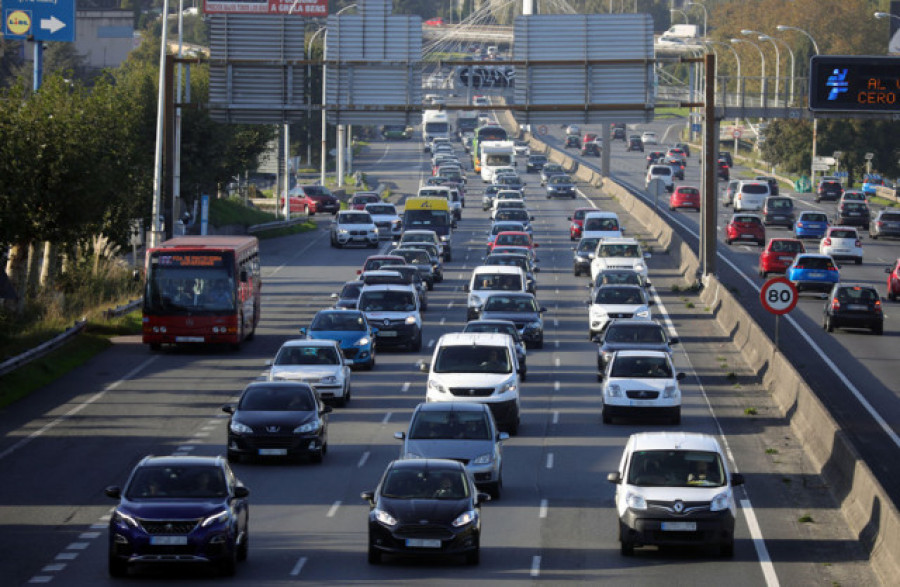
{"left": 4, "top": 0, "right": 75, "bottom": 42}
{"left": 691, "top": 123, "right": 702, "bottom": 133}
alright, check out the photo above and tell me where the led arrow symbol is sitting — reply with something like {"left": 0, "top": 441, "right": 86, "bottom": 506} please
{"left": 40, "top": 16, "right": 66, "bottom": 34}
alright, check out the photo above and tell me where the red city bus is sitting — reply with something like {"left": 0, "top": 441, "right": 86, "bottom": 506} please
{"left": 142, "top": 236, "right": 261, "bottom": 350}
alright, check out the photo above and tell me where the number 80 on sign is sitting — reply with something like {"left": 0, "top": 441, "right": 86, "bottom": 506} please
{"left": 759, "top": 277, "right": 798, "bottom": 315}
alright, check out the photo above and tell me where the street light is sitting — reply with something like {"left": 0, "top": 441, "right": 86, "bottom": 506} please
{"left": 775, "top": 24, "right": 820, "bottom": 55}
{"left": 671, "top": 9, "right": 689, "bottom": 24}
{"left": 307, "top": 26, "right": 326, "bottom": 182}
{"left": 685, "top": 2, "right": 708, "bottom": 38}
{"left": 705, "top": 40, "right": 741, "bottom": 102}
{"left": 743, "top": 30, "right": 779, "bottom": 105}
{"left": 776, "top": 25, "right": 819, "bottom": 188}
{"left": 731, "top": 38, "right": 766, "bottom": 106}
{"left": 760, "top": 34, "right": 795, "bottom": 106}
{"left": 874, "top": 11, "right": 900, "bottom": 21}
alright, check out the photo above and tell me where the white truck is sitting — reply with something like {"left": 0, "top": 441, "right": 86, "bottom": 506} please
{"left": 479, "top": 140, "right": 516, "bottom": 182}
{"left": 422, "top": 110, "right": 450, "bottom": 152}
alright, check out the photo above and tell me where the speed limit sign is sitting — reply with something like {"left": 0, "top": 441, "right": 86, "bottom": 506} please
{"left": 732, "top": 128, "right": 742, "bottom": 139}
{"left": 760, "top": 277, "right": 798, "bottom": 315}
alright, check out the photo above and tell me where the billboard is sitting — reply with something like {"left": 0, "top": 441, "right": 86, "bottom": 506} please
{"left": 204, "top": 0, "right": 327, "bottom": 16}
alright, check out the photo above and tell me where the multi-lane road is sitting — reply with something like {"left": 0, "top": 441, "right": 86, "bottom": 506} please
{"left": 0, "top": 124, "right": 881, "bottom": 585}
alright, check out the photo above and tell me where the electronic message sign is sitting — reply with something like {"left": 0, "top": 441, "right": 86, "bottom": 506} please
{"left": 809, "top": 55, "right": 900, "bottom": 113}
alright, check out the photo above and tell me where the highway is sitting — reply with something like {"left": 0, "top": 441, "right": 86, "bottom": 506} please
{"left": 0, "top": 127, "right": 878, "bottom": 585}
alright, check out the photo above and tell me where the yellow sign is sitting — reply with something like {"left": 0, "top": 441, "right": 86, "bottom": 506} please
{"left": 6, "top": 10, "right": 31, "bottom": 36}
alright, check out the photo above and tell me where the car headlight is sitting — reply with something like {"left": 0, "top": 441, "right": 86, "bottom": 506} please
{"left": 468, "top": 294, "right": 482, "bottom": 307}
{"left": 499, "top": 380, "right": 517, "bottom": 394}
{"left": 452, "top": 510, "right": 478, "bottom": 527}
{"left": 440, "top": 235, "right": 449, "bottom": 242}
{"left": 635, "top": 307, "right": 650, "bottom": 319}
{"left": 320, "top": 375, "right": 338, "bottom": 385}
{"left": 338, "top": 228, "right": 349, "bottom": 235}
{"left": 606, "top": 383, "right": 622, "bottom": 397}
{"left": 472, "top": 453, "right": 493, "bottom": 465}
{"left": 230, "top": 420, "right": 253, "bottom": 434}
{"left": 625, "top": 491, "right": 647, "bottom": 510}
{"left": 601, "top": 351, "right": 614, "bottom": 364}
{"left": 355, "top": 336, "right": 370, "bottom": 346}
{"left": 405, "top": 315, "right": 417, "bottom": 325}
{"left": 525, "top": 320, "right": 542, "bottom": 332}
{"left": 710, "top": 491, "right": 731, "bottom": 512}
{"left": 200, "top": 510, "right": 230, "bottom": 527}
{"left": 428, "top": 379, "right": 448, "bottom": 394}
{"left": 113, "top": 510, "right": 139, "bottom": 528}
{"left": 634, "top": 263, "right": 646, "bottom": 272}
{"left": 294, "top": 419, "right": 321, "bottom": 433}
{"left": 374, "top": 508, "right": 398, "bottom": 526}
{"left": 663, "top": 384, "right": 678, "bottom": 398}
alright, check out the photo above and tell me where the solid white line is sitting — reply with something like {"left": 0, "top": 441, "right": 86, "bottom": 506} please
{"left": 553, "top": 319, "right": 559, "bottom": 327}
{"left": 27, "top": 578, "right": 51, "bottom": 584}
{"left": 552, "top": 411, "right": 559, "bottom": 424}
{"left": 539, "top": 499, "right": 549, "bottom": 518}
{"left": 0, "top": 356, "right": 158, "bottom": 461}
{"left": 326, "top": 501, "right": 342, "bottom": 518}
{"left": 382, "top": 412, "right": 392, "bottom": 425}
{"left": 530, "top": 555, "right": 542, "bottom": 577}
{"left": 268, "top": 231, "right": 328, "bottom": 277}
{"left": 554, "top": 340, "right": 559, "bottom": 348}
{"left": 373, "top": 144, "right": 392, "bottom": 167}
{"left": 358, "top": 451, "right": 370, "bottom": 468}
{"left": 401, "top": 382, "right": 410, "bottom": 393}
{"left": 546, "top": 453, "right": 554, "bottom": 469}
{"left": 289, "top": 556, "right": 308, "bottom": 576}
{"left": 742, "top": 500, "right": 780, "bottom": 586}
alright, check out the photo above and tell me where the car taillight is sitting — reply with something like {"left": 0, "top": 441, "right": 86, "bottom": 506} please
{"left": 831, "top": 298, "right": 840, "bottom": 310}
{"left": 794, "top": 264, "right": 805, "bottom": 269}
{"left": 823, "top": 237, "right": 832, "bottom": 246}
{"left": 796, "top": 221, "right": 804, "bottom": 227}
{"left": 877, "top": 221, "right": 884, "bottom": 227}
{"left": 828, "top": 266, "right": 839, "bottom": 271}
{"left": 875, "top": 299, "right": 882, "bottom": 313}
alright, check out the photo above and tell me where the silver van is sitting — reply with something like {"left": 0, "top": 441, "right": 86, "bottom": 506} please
{"left": 733, "top": 180, "right": 770, "bottom": 212}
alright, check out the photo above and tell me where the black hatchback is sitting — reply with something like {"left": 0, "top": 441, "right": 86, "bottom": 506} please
{"left": 834, "top": 201, "right": 870, "bottom": 228}
{"left": 626, "top": 137, "right": 644, "bottom": 152}
{"left": 824, "top": 284, "right": 883, "bottom": 334}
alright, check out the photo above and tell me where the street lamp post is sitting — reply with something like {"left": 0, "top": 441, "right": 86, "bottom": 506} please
{"left": 742, "top": 30, "right": 778, "bottom": 105}
{"left": 731, "top": 38, "right": 766, "bottom": 107}
{"left": 776, "top": 25, "right": 819, "bottom": 188}
{"left": 761, "top": 34, "right": 794, "bottom": 106}
{"left": 685, "top": 2, "right": 708, "bottom": 38}
{"left": 306, "top": 26, "right": 325, "bottom": 175}
{"left": 671, "top": 9, "right": 689, "bottom": 24}
{"left": 705, "top": 40, "right": 741, "bottom": 104}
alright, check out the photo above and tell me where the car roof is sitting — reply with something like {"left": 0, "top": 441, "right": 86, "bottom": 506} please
{"left": 629, "top": 431, "right": 721, "bottom": 453}
{"left": 414, "top": 401, "right": 490, "bottom": 414}
{"left": 608, "top": 318, "right": 664, "bottom": 328}
{"left": 315, "top": 308, "right": 364, "bottom": 316}
{"left": 388, "top": 458, "right": 467, "bottom": 472}
{"left": 280, "top": 338, "right": 340, "bottom": 348}
{"left": 138, "top": 455, "right": 226, "bottom": 468}
{"left": 797, "top": 253, "right": 834, "bottom": 259}
{"left": 731, "top": 214, "right": 763, "bottom": 220}
{"left": 402, "top": 230, "right": 438, "bottom": 236}
{"left": 597, "top": 237, "right": 639, "bottom": 245}
{"left": 472, "top": 265, "right": 524, "bottom": 275}
{"left": 365, "top": 255, "right": 405, "bottom": 262}
{"left": 466, "top": 318, "right": 518, "bottom": 327}
{"left": 583, "top": 211, "right": 619, "bottom": 219}
{"left": 438, "top": 332, "right": 514, "bottom": 347}
{"left": 614, "top": 349, "right": 669, "bottom": 359}
{"left": 359, "top": 283, "right": 416, "bottom": 293}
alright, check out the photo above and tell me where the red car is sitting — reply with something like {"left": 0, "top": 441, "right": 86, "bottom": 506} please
{"left": 725, "top": 213, "right": 765, "bottom": 246}
{"left": 716, "top": 160, "right": 730, "bottom": 181}
{"left": 349, "top": 192, "right": 381, "bottom": 210}
{"left": 279, "top": 190, "right": 317, "bottom": 215}
{"left": 568, "top": 207, "right": 596, "bottom": 241}
{"left": 758, "top": 238, "right": 806, "bottom": 277}
{"left": 887, "top": 259, "right": 900, "bottom": 301}
{"left": 357, "top": 255, "right": 406, "bottom": 276}
{"left": 424, "top": 17, "right": 444, "bottom": 26}
{"left": 669, "top": 186, "right": 700, "bottom": 211}
{"left": 489, "top": 231, "right": 536, "bottom": 254}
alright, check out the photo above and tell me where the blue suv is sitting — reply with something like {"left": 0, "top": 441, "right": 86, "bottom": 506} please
{"left": 105, "top": 456, "right": 250, "bottom": 577}
{"left": 794, "top": 211, "right": 829, "bottom": 240}
{"left": 300, "top": 309, "right": 376, "bottom": 370}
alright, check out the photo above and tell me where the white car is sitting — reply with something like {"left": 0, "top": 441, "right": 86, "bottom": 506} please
{"left": 465, "top": 265, "right": 527, "bottom": 321}
{"left": 566, "top": 124, "right": 580, "bottom": 136}
{"left": 607, "top": 432, "right": 743, "bottom": 556}
{"left": 491, "top": 199, "right": 528, "bottom": 220}
{"left": 268, "top": 339, "right": 352, "bottom": 406}
{"left": 641, "top": 131, "right": 658, "bottom": 145}
{"left": 732, "top": 180, "right": 770, "bottom": 212}
{"left": 514, "top": 140, "right": 530, "bottom": 155}
{"left": 588, "top": 284, "right": 652, "bottom": 338}
{"left": 819, "top": 226, "right": 863, "bottom": 264}
{"left": 365, "top": 203, "right": 402, "bottom": 239}
{"left": 491, "top": 167, "right": 518, "bottom": 184}
{"left": 600, "top": 350, "right": 683, "bottom": 424}
{"left": 581, "top": 211, "right": 623, "bottom": 241}
{"left": 330, "top": 210, "right": 379, "bottom": 248}
{"left": 590, "top": 238, "right": 650, "bottom": 282}
{"left": 645, "top": 164, "right": 674, "bottom": 192}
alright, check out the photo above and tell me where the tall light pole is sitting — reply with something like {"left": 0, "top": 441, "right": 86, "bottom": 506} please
{"left": 706, "top": 40, "right": 741, "bottom": 103}
{"left": 731, "top": 38, "right": 765, "bottom": 106}
{"left": 761, "top": 34, "right": 794, "bottom": 106}
{"left": 150, "top": 0, "right": 172, "bottom": 248}
{"left": 685, "top": 2, "right": 708, "bottom": 38}
{"left": 743, "top": 30, "right": 779, "bottom": 105}
{"left": 776, "top": 25, "right": 819, "bottom": 188}
{"left": 306, "top": 26, "right": 325, "bottom": 175}
{"left": 671, "top": 9, "right": 689, "bottom": 24}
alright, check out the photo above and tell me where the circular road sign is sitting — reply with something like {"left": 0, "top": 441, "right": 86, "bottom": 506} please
{"left": 538, "top": 124, "right": 548, "bottom": 136}
{"left": 760, "top": 277, "right": 798, "bottom": 315}
{"left": 732, "top": 128, "right": 742, "bottom": 139}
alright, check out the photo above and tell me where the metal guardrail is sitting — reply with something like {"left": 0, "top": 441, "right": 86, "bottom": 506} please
{"left": 0, "top": 319, "right": 87, "bottom": 377}
{"left": 247, "top": 217, "right": 313, "bottom": 234}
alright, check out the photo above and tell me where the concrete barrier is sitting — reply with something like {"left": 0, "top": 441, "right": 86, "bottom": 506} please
{"left": 526, "top": 129, "right": 899, "bottom": 584}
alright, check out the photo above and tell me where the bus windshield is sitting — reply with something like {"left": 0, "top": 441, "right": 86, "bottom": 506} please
{"left": 144, "top": 252, "right": 236, "bottom": 313}
{"left": 404, "top": 209, "right": 450, "bottom": 228}
{"left": 425, "top": 122, "right": 449, "bottom": 134}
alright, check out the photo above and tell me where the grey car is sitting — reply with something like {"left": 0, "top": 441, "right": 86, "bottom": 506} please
{"left": 546, "top": 174, "right": 577, "bottom": 199}
{"left": 594, "top": 319, "right": 679, "bottom": 376}
{"left": 389, "top": 248, "right": 437, "bottom": 289}
{"left": 479, "top": 292, "right": 546, "bottom": 349}
{"left": 870, "top": 209, "right": 900, "bottom": 239}
{"left": 540, "top": 163, "right": 565, "bottom": 186}
{"left": 395, "top": 402, "right": 508, "bottom": 498}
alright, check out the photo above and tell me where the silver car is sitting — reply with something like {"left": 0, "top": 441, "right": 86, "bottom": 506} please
{"left": 395, "top": 402, "right": 507, "bottom": 498}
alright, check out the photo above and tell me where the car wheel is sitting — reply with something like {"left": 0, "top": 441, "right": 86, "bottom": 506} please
{"left": 227, "top": 450, "right": 242, "bottom": 464}
{"left": 824, "top": 315, "right": 834, "bottom": 332}
{"left": 720, "top": 538, "right": 735, "bottom": 558}
{"left": 507, "top": 417, "right": 519, "bottom": 436}
{"left": 602, "top": 405, "right": 612, "bottom": 424}
{"left": 889, "top": 291, "right": 896, "bottom": 302}
{"left": 620, "top": 539, "right": 634, "bottom": 556}
{"left": 427, "top": 280, "right": 434, "bottom": 291}
{"left": 445, "top": 252, "right": 453, "bottom": 262}
{"left": 465, "top": 545, "right": 480, "bottom": 566}
{"left": 310, "top": 448, "right": 324, "bottom": 464}
{"left": 108, "top": 554, "right": 128, "bottom": 577}
{"left": 759, "top": 268, "right": 767, "bottom": 278}
{"left": 237, "top": 530, "right": 249, "bottom": 561}
{"left": 411, "top": 332, "right": 422, "bottom": 352}
{"left": 367, "top": 543, "right": 382, "bottom": 565}
{"left": 487, "top": 479, "right": 502, "bottom": 500}
{"left": 534, "top": 338, "right": 543, "bottom": 349}
{"left": 573, "top": 267, "right": 581, "bottom": 277}
{"left": 149, "top": 343, "right": 162, "bottom": 351}
{"left": 856, "top": 257, "right": 862, "bottom": 265}
{"left": 364, "top": 356, "right": 375, "bottom": 371}
{"left": 871, "top": 232, "right": 878, "bottom": 240}
{"left": 671, "top": 407, "right": 681, "bottom": 426}
{"left": 218, "top": 548, "right": 238, "bottom": 576}
{"left": 725, "top": 239, "right": 732, "bottom": 245}
{"left": 873, "top": 323, "right": 884, "bottom": 335}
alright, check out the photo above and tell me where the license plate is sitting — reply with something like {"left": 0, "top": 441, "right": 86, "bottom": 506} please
{"left": 779, "top": 256, "right": 794, "bottom": 262}
{"left": 378, "top": 330, "right": 397, "bottom": 337}
{"left": 834, "top": 249, "right": 849, "bottom": 253}
{"left": 406, "top": 538, "right": 442, "bottom": 548}
{"left": 150, "top": 536, "right": 188, "bottom": 545}
{"left": 772, "top": 215, "right": 784, "bottom": 219}
{"left": 847, "top": 304, "right": 868, "bottom": 311}
{"left": 810, "top": 272, "right": 826, "bottom": 279}
{"left": 353, "top": 236, "right": 366, "bottom": 241}
{"left": 848, "top": 212, "right": 860, "bottom": 216}
{"left": 175, "top": 336, "right": 204, "bottom": 343}
{"left": 259, "top": 448, "right": 288, "bottom": 456}
{"left": 661, "top": 521, "right": 696, "bottom": 532}
{"left": 741, "top": 234, "right": 755, "bottom": 238}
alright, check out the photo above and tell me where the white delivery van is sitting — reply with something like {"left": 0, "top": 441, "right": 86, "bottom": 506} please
{"left": 480, "top": 140, "right": 516, "bottom": 182}
{"left": 422, "top": 110, "right": 451, "bottom": 152}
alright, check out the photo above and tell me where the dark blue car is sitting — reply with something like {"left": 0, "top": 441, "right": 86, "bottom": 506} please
{"left": 105, "top": 456, "right": 250, "bottom": 577}
{"left": 794, "top": 211, "right": 830, "bottom": 240}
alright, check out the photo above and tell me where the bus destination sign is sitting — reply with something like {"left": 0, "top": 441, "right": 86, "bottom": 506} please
{"left": 809, "top": 55, "right": 900, "bottom": 113}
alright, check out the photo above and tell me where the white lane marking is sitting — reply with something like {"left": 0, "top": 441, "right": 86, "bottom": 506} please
{"left": 55, "top": 553, "right": 77, "bottom": 561}
{"left": 650, "top": 287, "right": 779, "bottom": 587}
{"left": 447, "top": 301, "right": 454, "bottom": 309}
{"left": 41, "top": 564, "right": 65, "bottom": 572}
{"left": 554, "top": 357, "right": 561, "bottom": 367}
{"left": 531, "top": 555, "right": 542, "bottom": 577}
{"left": 553, "top": 381, "right": 560, "bottom": 392}
{"left": 552, "top": 411, "right": 559, "bottom": 424}
{"left": 546, "top": 453, "right": 554, "bottom": 469}
{"left": 553, "top": 319, "right": 559, "bottom": 327}
{"left": 358, "top": 451, "right": 370, "bottom": 468}
{"left": 428, "top": 339, "right": 435, "bottom": 348}
{"left": 193, "top": 431, "right": 210, "bottom": 438}
{"left": 401, "top": 382, "right": 410, "bottom": 393}
{"left": 440, "top": 317, "right": 446, "bottom": 325}
{"left": 373, "top": 144, "right": 392, "bottom": 166}
{"left": 382, "top": 412, "right": 392, "bottom": 425}
{"left": 326, "top": 501, "right": 342, "bottom": 518}
{"left": 79, "top": 532, "right": 100, "bottom": 539}
{"left": 90, "top": 523, "right": 105, "bottom": 530}
{"left": 268, "top": 229, "right": 328, "bottom": 277}
{"left": 741, "top": 499, "right": 780, "bottom": 586}
{"left": 290, "top": 556, "right": 308, "bottom": 577}
{"left": 27, "top": 578, "right": 51, "bottom": 584}
{"left": 0, "top": 356, "right": 158, "bottom": 462}
{"left": 554, "top": 340, "right": 559, "bottom": 348}
{"left": 66, "top": 542, "right": 89, "bottom": 550}
{"left": 539, "top": 499, "right": 549, "bottom": 518}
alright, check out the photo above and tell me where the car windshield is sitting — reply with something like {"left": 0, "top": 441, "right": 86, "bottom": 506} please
{"left": 381, "top": 469, "right": 468, "bottom": 500}
{"left": 239, "top": 384, "right": 315, "bottom": 411}
{"left": 842, "top": 203, "right": 866, "bottom": 212}
{"left": 606, "top": 325, "right": 665, "bottom": 344}
{"left": 830, "top": 229, "right": 857, "bottom": 239}
{"left": 465, "top": 322, "right": 520, "bottom": 341}
{"left": 801, "top": 213, "right": 827, "bottom": 222}
{"left": 409, "top": 411, "right": 492, "bottom": 440}
{"left": 367, "top": 205, "right": 395, "bottom": 215}
{"left": 769, "top": 240, "right": 804, "bottom": 253}
{"left": 768, "top": 198, "right": 791, "bottom": 209}
{"left": 495, "top": 210, "right": 529, "bottom": 222}
{"left": 474, "top": 274, "right": 521, "bottom": 291}
{"left": 434, "top": 344, "right": 512, "bottom": 374}
{"left": 364, "top": 259, "right": 401, "bottom": 271}
{"left": 594, "top": 287, "right": 644, "bottom": 305}
{"left": 492, "top": 223, "right": 525, "bottom": 235}
{"left": 543, "top": 165, "right": 563, "bottom": 174}
{"left": 742, "top": 184, "right": 768, "bottom": 194}
{"left": 359, "top": 290, "right": 417, "bottom": 312}
{"left": 837, "top": 286, "right": 878, "bottom": 304}
{"left": 795, "top": 257, "right": 836, "bottom": 270}
{"left": 577, "top": 238, "right": 601, "bottom": 253}
{"left": 627, "top": 450, "right": 725, "bottom": 488}
{"left": 127, "top": 466, "right": 227, "bottom": 499}
{"left": 311, "top": 312, "right": 365, "bottom": 331}
{"left": 339, "top": 282, "right": 363, "bottom": 299}
{"left": 584, "top": 217, "right": 619, "bottom": 231}
{"left": 401, "top": 233, "right": 435, "bottom": 244}
{"left": 342, "top": 213, "right": 371, "bottom": 224}
{"left": 485, "top": 256, "right": 528, "bottom": 271}
{"left": 495, "top": 233, "right": 530, "bottom": 247}
{"left": 530, "top": 156, "right": 547, "bottom": 163}
{"left": 881, "top": 212, "right": 900, "bottom": 222}
{"left": 549, "top": 175, "right": 571, "bottom": 185}
{"left": 394, "top": 250, "right": 430, "bottom": 264}
{"left": 597, "top": 244, "right": 640, "bottom": 258}
{"left": 610, "top": 355, "right": 671, "bottom": 378}
{"left": 596, "top": 272, "right": 641, "bottom": 286}
{"left": 483, "top": 295, "right": 538, "bottom": 312}
{"left": 734, "top": 216, "right": 761, "bottom": 225}
{"left": 275, "top": 345, "right": 340, "bottom": 366}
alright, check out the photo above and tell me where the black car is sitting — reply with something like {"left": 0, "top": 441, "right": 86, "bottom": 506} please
{"left": 381, "top": 264, "right": 428, "bottom": 310}
{"left": 298, "top": 185, "right": 340, "bottom": 215}
{"left": 479, "top": 292, "right": 546, "bottom": 348}
{"left": 483, "top": 252, "right": 539, "bottom": 294}
{"left": 564, "top": 134, "right": 580, "bottom": 148}
{"left": 823, "top": 283, "right": 884, "bottom": 334}
{"left": 494, "top": 173, "right": 525, "bottom": 192}
{"left": 612, "top": 127, "right": 626, "bottom": 141}
{"left": 573, "top": 236, "right": 601, "bottom": 277}
{"left": 626, "top": 137, "right": 644, "bottom": 152}
{"left": 755, "top": 176, "right": 780, "bottom": 196}
{"left": 762, "top": 196, "right": 796, "bottom": 228}
{"left": 546, "top": 174, "right": 576, "bottom": 199}
{"left": 398, "top": 243, "right": 444, "bottom": 282}
{"left": 363, "top": 459, "right": 487, "bottom": 565}
{"left": 834, "top": 201, "right": 870, "bottom": 228}
{"left": 666, "top": 158, "right": 685, "bottom": 180}
{"left": 223, "top": 381, "right": 331, "bottom": 463}
{"left": 581, "top": 142, "right": 600, "bottom": 157}
{"left": 390, "top": 248, "right": 438, "bottom": 288}
{"left": 645, "top": 151, "right": 665, "bottom": 167}
{"left": 540, "top": 163, "right": 565, "bottom": 185}
{"left": 870, "top": 209, "right": 900, "bottom": 239}
{"left": 525, "top": 154, "right": 547, "bottom": 172}
{"left": 105, "top": 456, "right": 250, "bottom": 577}
{"left": 816, "top": 180, "right": 843, "bottom": 202}
{"left": 718, "top": 151, "right": 732, "bottom": 167}
{"left": 716, "top": 160, "right": 730, "bottom": 181}
{"left": 594, "top": 319, "right": 679, "bottom": 375}
{"left": 675, "top": 142, "right": 691, "bottom": 157}
{"left": 332, "top": 280, "right": 363, "bottom": 309}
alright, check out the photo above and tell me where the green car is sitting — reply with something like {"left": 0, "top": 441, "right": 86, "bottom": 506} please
{"left": 381, "top": 124, "right": 411, "bottom": 140}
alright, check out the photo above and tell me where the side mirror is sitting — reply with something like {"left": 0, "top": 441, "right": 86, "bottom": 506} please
{"left": 591, "top": 335, "right": 601, "bottom": 343}
{"left": 361, "top": 491, "right": 375, "bottom": 504}
{"left": 607, "top": 472, "right": 622, "bottom": 484}
{"left": 533, "top": 243, "right": 539, "bottom": 248}
{"left": 321, "top": 405, "right": 333, "bottom": 414}
{"left": 534, "top": 267, "right": 540, "bottom": 273}
{"left": 730, "top": 473, "right": 745, "bottom": 487}
{"left": 356, "top": 269, "right": 362, "bottom": 275}
{"left": 648, "top": 299, "right": 655, "bottom": 306}
{"left": 222, "top": 404, "right": 235, "bottom": 414}
{"left": 105, "top": 486, "right": 122, "bottom": 499}
{"left": 498, "top": 432, "right": 510, "bottom": 441}
{"left": 886, "top": 267, "right": 892, "bottom": 274}
{"left": 330, "top": 292, "right": 339, "bottom": 299}
{"left": 298, "top": 327, "right": 307, "bottom": 337}
{"left": 393, "top": 431, "right": 406, "bottom": 440}
{"left": 669, "top": 336, "right": 680, "bottom": 345}
{"left": 676, "top": 372, "right": 686, "bottom": 381}
{"left": 644, "top": 252, "right": 652, "bottom": 259}
{"left": 371, "top": 327, "right": 379, "bottom": 335}
{"left": 463, "top": 283, "right": 470, "bottom": 292}
{"left": 419, "top": 363, "right": 430, "bottom": 373}
{"left": 540, "top": 307, "right": 547, "bottom": 313}
{"left": 477, "top": 492, "right": 492, "bottom": 504}
{"left": 265, "top": 359, "right": 273, "bottom": 367}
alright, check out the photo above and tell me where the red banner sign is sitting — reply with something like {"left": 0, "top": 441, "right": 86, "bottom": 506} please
{"left": 204, "top": 0, "right": 328, "bottom": 16}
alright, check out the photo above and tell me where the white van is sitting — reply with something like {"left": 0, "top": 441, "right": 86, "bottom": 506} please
{"left": 581, "top": 211, "right": 623, "bottom": 241}
{"left": 733, "top": 180, "right": 770, "bottom": 212}
{"left": 422, "top": 332, "right": 521, "bottom": 434}
{"left": 607, "top": 432, "right": 744, "bottom": 557}
{"left": 464, "top": 265, "right": 527, "bottom": 320}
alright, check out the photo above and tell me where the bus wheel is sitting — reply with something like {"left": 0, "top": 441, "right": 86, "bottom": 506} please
{"left": 150, "top": 343, "right": 162, "bottom": 351}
